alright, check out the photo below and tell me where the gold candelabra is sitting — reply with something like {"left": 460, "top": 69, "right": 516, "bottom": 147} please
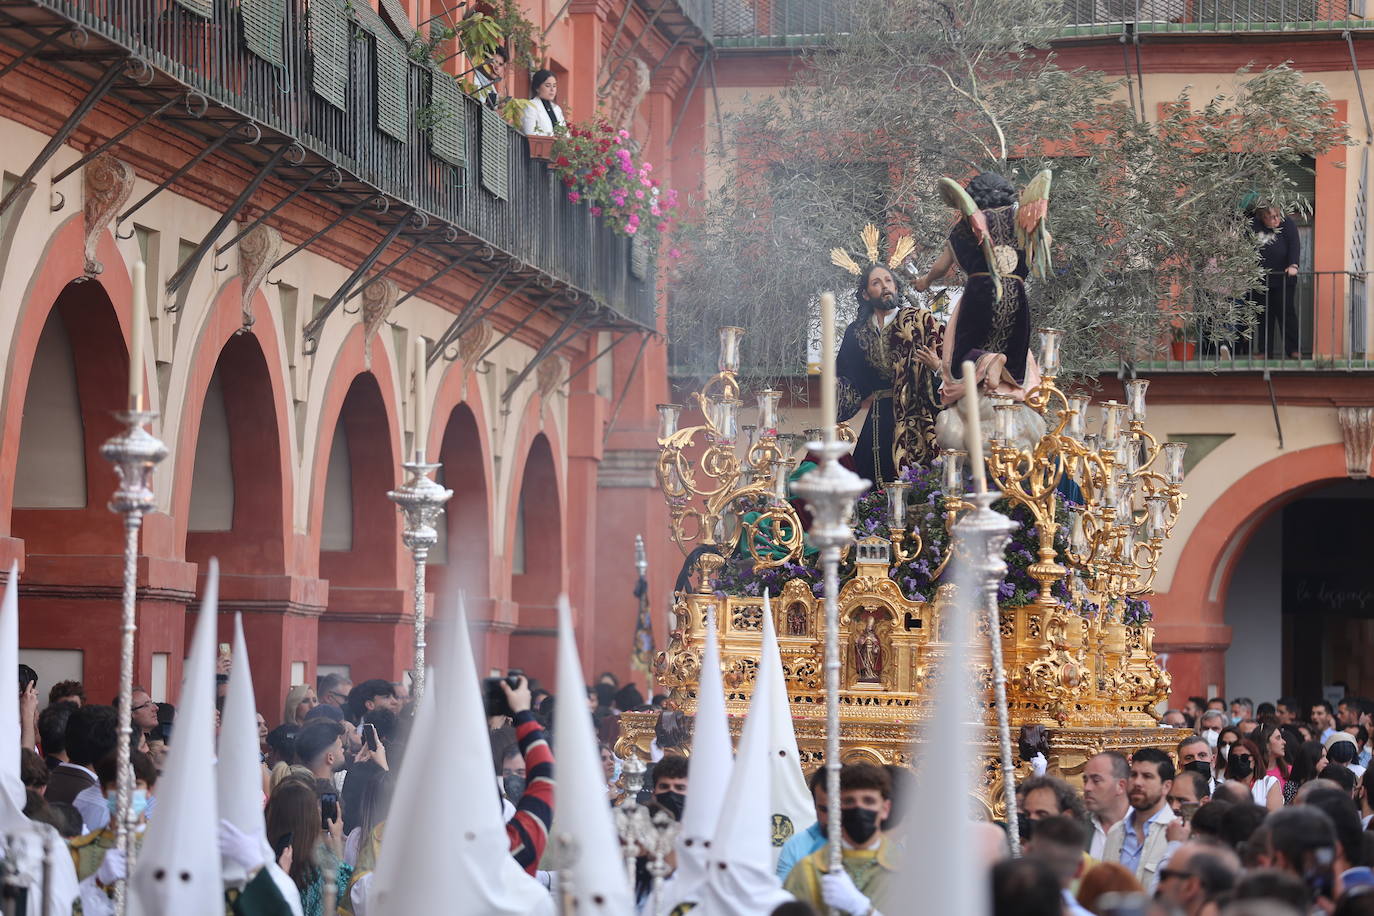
{"left": 982, "top": 329, "right": 1187, "bottom": 613}
{"left": 656, "top": 327, "right": 825, "bottom": 570}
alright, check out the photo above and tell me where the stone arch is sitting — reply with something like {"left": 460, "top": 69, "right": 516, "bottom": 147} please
{"left": 0, "top": 216, "right": 134, "bottom": 546}
{"left": 171, "top": 280, "right": 295, "bottom": 572}
{"left": 505, "top": 427, "right": 566, "bottom": 682}
{"left": 432, "top": 402, "right": 493, "bottom": 603}
{"left": 1152, "top": 442, "right": 1347, "bottom": 699}
{"left": 317, "top": 373, "right": 400, "bottom": 589}
{"left": 304, "top": 323, "right": 403, "bottom": 572}
{"left": 306, "top": 323, "right": 407, "bottom": 680}
{"left": 10, "top": 280, "right": 128, "bottom": 556}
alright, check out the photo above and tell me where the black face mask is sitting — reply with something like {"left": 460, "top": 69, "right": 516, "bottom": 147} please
{"left": 841, "top": 806, "right": 880, "bottom": 845}
{"left": 503, "top": 774, "right": 527, "bottom": 803}
{"left": 654, "top": 791, "right": 686, "bottom": 821}
{"left": 1183, "top": 760, "right": 1213, "bottom": 780}
{"left": 1225, "top": 753, "right": 1254, "bottom": 781}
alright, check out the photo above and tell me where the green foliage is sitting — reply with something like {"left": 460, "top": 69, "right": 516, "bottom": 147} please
{"left": 483, "top": 0, "right": 545, "bottom": 72}
{"left": 669, "top": 0, "right": 1348, "bottom": 381}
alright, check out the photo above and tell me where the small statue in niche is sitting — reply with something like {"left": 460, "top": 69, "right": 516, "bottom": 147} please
{"left": 853, "top": 611, "right": 884, "bottom": 683}
{"left": 786, "top": 602, "right": 808, "bottom": 637}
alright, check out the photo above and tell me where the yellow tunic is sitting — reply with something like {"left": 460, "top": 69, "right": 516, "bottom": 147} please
{"left": 782, "top": 837, "right": 899, "bottom": 915}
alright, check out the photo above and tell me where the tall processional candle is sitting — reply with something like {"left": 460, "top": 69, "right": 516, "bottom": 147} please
{"left": 820, "top": 292, "right": 836, "bottom": 444}
{"left": 414, "top": 337, "right": 427, "bottom": 462}
{"left": 128, "top": 261, "right": 147, "bottom": 411}
{"left": 961, "top": 360, "right": 987, "bottom": 494}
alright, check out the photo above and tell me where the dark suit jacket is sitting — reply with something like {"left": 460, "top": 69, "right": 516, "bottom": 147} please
{"left": 45, "top": 762, "right": 97, "bottom": 805}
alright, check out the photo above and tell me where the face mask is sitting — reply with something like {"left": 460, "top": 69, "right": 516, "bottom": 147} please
{"left": 1219, "top": 744, "right": 1230, "bottom": 761}
{"left": 841, "top": 806, "right": 880, "bottom": 845}
{"left": 1225, "top": 753, "right": 1253, "bottom": 781}
{"left": 106, "top": 788, "right": 149, "bottom": 820}
{"left": 654, "top": 791, "right": 686, "bottom": 821}
{"left": 1230, "top": 715, "right": 1243, "bottom": 726}
{"left": 1183, "top": 760, "right": 1212, "bottom": 780}
{"left": 503, "top": 774, "right": 527, "bottom": 803}
{"left": 1202, "top": 729, "right": 1220, "bottom": 749}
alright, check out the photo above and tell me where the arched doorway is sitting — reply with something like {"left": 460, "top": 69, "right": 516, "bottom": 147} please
{"left": 9, "top": 280, "right": 152, "bottom": 703}
{"left": 315, "top": 373, "right": 404, "bottom": 684}
{"left": 1224, "top": 478, "right": 1374, "bottom": 704}
{"left": 1153, "top": 443, "right": 1347, "bottom": 702}
{"left": 185, "top": 333, "right": 287, "bottom": 574}
{"left": 429, "top": 402, "right": 494, "bottom": 663}
{"left": 508, "top": 433, "right": 563, "bottom": 682}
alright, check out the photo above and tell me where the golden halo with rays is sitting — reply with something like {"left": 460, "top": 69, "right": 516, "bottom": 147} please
{"left": 829, "top": 224, "right": 917, "bottom": 276}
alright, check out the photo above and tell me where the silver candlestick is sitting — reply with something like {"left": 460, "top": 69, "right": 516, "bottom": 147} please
{"left": 387, "top": 460, "right": 452, "bottom": 702}
{"left": 99, "top": 410, "right": 167, "bottom": 915}
{"left": 792, "top": 438, "right": 869, "bottom": 898}
{"left": 613, "top": 756, "right": 649, "bottom": 889}
{"left": 958, "top": 490, "right": 1021, "bottom": 856}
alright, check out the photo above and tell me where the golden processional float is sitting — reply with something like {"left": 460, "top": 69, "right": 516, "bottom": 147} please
{"left": 616, "top": 323, "right": 1188, "bottom": 818}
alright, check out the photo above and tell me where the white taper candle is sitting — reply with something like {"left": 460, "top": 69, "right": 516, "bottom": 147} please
{"left": 820, "top": 292, "right": 836, "bottom": 444}
{"left": 962, "top": 360, "right": 986, "bottom": 494}
{"left": 128, "top": 261, "right": 147, "bottom": 411}
{"left": 414, "top": 336, "right": 428, "bottom": 462}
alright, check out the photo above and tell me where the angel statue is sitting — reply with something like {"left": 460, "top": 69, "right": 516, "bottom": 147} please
{"left": 829, "top": 225, "right": 945, "bottom": 484}
{"left": 911, "top": 170, "right": 1053, "bottom": 449}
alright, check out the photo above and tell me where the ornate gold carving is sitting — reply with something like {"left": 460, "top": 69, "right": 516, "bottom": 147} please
{"left": 237, "top": 221, "right": 281, "bottom": 331}
{"left": 360, "top": 278, "right": 399, "bottom": 369}
{"left": 82, "top": 155, "right": 135, "bottom": 278}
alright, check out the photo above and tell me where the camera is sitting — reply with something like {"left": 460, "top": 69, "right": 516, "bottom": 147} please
{"left": 482, "top": 669, "right": 525, "bottom": 719}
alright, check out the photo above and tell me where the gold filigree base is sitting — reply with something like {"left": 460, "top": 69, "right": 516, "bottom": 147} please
{"left": 640, "top": 537, "right": 1173, "bottom": 815}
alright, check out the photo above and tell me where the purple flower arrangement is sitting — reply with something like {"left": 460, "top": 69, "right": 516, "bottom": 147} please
{"left": 708, "top": 459, "right": 1150, "bottom": 622}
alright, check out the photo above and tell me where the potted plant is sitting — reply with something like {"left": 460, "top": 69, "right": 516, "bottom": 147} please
{"left": 1169, "top": 324, "right": 1197, "bottom": 361}
{"left": 526, "top": 134, "right": 555, "bottom": 160}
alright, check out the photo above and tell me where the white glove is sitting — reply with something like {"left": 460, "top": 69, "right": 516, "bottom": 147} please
{"left": 1030, "top": 752, "right": 1048, "bottom": 777}
{"left": 821, "top": 870, "right": 873, "bottom": 915}
{"left": 95, "top": 847, "right": 127, "bottom": 886}
{"left": 219, "top": 819, "right": 267, "bottom": 871}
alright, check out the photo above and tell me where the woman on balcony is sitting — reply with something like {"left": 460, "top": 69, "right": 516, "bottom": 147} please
{"left": 521, "top": 70, "right": 564, "bottom": 137}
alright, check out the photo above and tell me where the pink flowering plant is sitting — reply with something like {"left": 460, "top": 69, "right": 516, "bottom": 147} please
{"left": 550, "top": 120, "right": 681, "bottom": 253}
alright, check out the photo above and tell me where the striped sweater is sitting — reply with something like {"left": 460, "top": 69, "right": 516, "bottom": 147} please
{"left": 506, "top": 710, "right": 554, "bottom": 875}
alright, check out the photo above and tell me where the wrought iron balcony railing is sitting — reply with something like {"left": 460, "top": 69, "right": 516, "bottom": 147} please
{"left": 713, "top": 0, "right": 1374, "bottom": 47}
{"left": 1141, "top": 270, "right": 1374, "bottom": 372}
{"left": 9, "top": 0, "right": 655, "bottom": 328}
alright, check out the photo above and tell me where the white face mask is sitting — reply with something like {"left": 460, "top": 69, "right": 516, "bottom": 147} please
{"left": 1219, "top": 743, "right": 1230, "bottom": 761}
{"left": 1202, "top": 728, "right": 1220, "bottom": 749}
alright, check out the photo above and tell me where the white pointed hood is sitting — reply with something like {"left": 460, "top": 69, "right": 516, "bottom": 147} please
{"left": 762, "top": 590, "right": 815, "bottom": 861}
{"left": 370, "top": 596, "right": 552, "bottom": 915}
{"left": 891, "top": 532, "right": 988, "bottom": 914}
{"left": 698, "top": 594, "right": 793, "bottom": 915}
{"left": 0, "top": 562, "right": 79, "bottom": 916}
{"left": 216, "top": 612, "right": 303, "bottom": 915}
{"left": 551, "top": 595, "right": 634, "bottom": 912}
{"left": 657, "top": 603, "right": 733, "bottom": 913}
{"left": 129, "top": 559, "right": 224, "bottom": 915}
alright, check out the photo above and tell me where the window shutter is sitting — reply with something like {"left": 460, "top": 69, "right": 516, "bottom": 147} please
{"left": 242, "top": 0, "right": 286, "bottom": 67}
{"left": 480, "top": 107, "right": 510, "bottom": 200}
{"left": 308, "top": 0, "right": 350, "bottom": 111}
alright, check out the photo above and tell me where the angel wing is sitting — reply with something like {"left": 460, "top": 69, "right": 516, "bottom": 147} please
{"left": 937, "top": 176, "right": 1002, "bottom": 302}
{"left": 1017, "top": 169, "right": 1053, "bottom": 280}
